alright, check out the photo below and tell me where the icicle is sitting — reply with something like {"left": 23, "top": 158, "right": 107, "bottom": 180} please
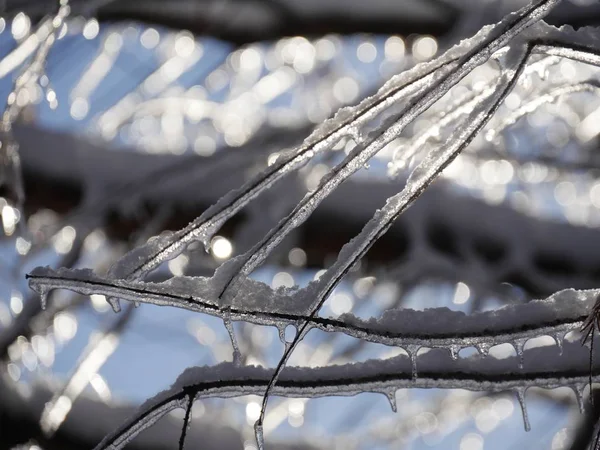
{"left": 515, "top": 388, "right": 531, "bottom": 432}
{"left": 39, "top": 288, "right": 48, "bottom": 310}
{"left": 384, "top": 389, "right": 397, "bottom": 413}
{"left": 277, "top": 326, "right": 286, "bottom": 345}
{"left": 513, "top": 338, "right": 527, "bottom": 369}
{"left": 553, "top": 333, "right": 564, "bottom": 355}
{"left": 107, "top": 296, "right": 121, "bottom": 313}
{"left": 223, "top": 318, "right": 241, "bottom": 366}
{"left": 448, "top": 345, "right": 460, "bottom": 360}
{"left": 406, "top": 345, "right": 420, "bottom": 379}
{"left": 572, "top": 384, "right": 586, "bottom": 414}
{"left": 476, "top": 343, "right": 490, "bottom": 357}
{"left": 254, "top": 422, "right": 265, "bottom": 450}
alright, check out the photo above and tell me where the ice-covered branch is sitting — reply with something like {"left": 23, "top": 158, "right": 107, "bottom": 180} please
{"left": 486, "top": 79, "right": 600, "bottom": 142}
{"left": 251, "top": 44, "right": 534, "bottom": 441}
{"left": 26, "top": 267, "right": 595, "bottom": 362}
{"left": 107, "top": 9, "right": 600, "bottom": 298}
{"left": 93, "top": 342, "right": 600, "bottom": 450}
{"left": 211, "top": 0, "right": 559, "bottom": 306}
{"left": 106, "top": 41, "right": 461, "bottom": 283}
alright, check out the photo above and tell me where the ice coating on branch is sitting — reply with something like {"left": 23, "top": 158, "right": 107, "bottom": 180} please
{"left": 389, "top": 85, "right": 496, "bottom": 177}
{"left": 307, "top": 50, "right": 527, "bottom": 339}
{"left": 223, "top": 317, "right": 242, "bottom": 366}
{"left": 243, "top": 3, "right": 562, "bottom": 438}
{"left": 215, "top": 2, "right": 558, "bottom": 304}
{"left": 526, "top": 21, "right": 600, "bottom": 53}
{"left": 26, "top": 266, "right": 594, "bottom": 335}
{"left": 107, "top": 0, "right": 563, "bottom": 287}
{"left": 26, "top": 1, "right": 600, "bottom": 447}
{"left": 28, "top": 266, "right": 311, "bottom": 315}
{"left": 106, "top": 28, "right": 459, "bottom": 283}
{"left": 94, "top": 341, "right": 600, "bottom": 450}
{"left": 153, "top": 341, "right": 600, "bottom": 396}
{"left": 486, "top": 80, "right": 600, "bottom": 142}
{"left": 27, "top": 266, "right": 596, "bottom": 352}
{"left": 339, "top": 288, "right": 595, "bottom": 336}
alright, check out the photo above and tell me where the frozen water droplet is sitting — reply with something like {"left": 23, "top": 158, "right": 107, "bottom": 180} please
{"left": 572, "top": 384, "right": 586, "bottom": 414}
{"left": 385, "top": 390, "right": 397, "bottom": 413}
{"left": 406, "top": 345, "right": 419, "bottom": 379}
{"left": 363, "top": 163, "right": 370, "bottom": 170}
{"left": 515, "top": 388, "right": 531, "bottom": 432}
{"left": 513, "top": 338, "right": 526, "bottom": 369}
{"left": 107, "top": 296, "right": 121, "bottom": 313}
{"left": 476, "top": 343, "right": 490, "bottom": 357}
{"left": 485, "top": 129, "right": 496, "bottom": 142}
{"left": 449, "top": 345, "right": 460, "bottom": 360}
{"left": 278, "top": 326, "right": 286, "bottom": 345}
{"left": 223, "top": 318, "right": 241, "bottom": 366}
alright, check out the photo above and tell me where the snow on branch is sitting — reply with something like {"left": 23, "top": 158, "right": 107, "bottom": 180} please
{"left": 26, "top": 266, "right": 597, "bottom": 363}
{"left": 25, "top": 0, "right": 600, "bottom": 447}
{"left": 94, "top": 341, "right": 600, "bottom": 450}
{"left": 105, "top": 2, "right": 600, "bottom": 291}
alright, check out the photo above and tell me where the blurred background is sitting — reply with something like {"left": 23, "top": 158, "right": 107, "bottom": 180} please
{"left": 3, "top": 0, "right": 600, "bottom": 449}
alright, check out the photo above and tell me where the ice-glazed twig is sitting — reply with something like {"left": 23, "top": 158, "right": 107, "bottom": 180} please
{"left": 388, "top": 54, "right": 561, "bottom": 176}
{"left": 93, "top": 341, "right": 600, "bottom": 450}
{"left": 107, "top": 14, "right": 600, "bottom": 291}
{"left": 25, "top": 267, "right": 595, "bottom": 355}
{"left": 212, "top": 0, "right": 560, "bottom": 308}
{"left": 388, "top": 85, "right": 496, "bottom": 176}
{"left": 252, "top": 42, "right": 534, "bottom": 444}
{"left": 102, "top": 18, "right": 600, "bottom": 289}
{"left": 106, "top": 41, "right": 472, "bottom": 282}
{"left": 486, "top": 79, "right": 600, "bottom": 142}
